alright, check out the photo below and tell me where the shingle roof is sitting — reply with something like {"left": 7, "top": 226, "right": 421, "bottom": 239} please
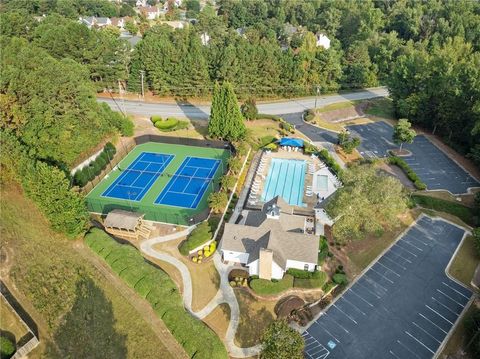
{"left": 104, "top": 209, "right": 143, "bottom": 230}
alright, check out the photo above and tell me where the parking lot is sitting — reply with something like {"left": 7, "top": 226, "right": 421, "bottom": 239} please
{"left": 303, "top": 216, "right": 472, "bottom": 359}
{"left": 347, "top": 121, "right": 479, "bottom": 194}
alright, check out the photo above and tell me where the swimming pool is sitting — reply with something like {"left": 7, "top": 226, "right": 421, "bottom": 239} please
{"left": 315, "top": 174, "right": 328, "bottom": 192}
{"left": 261, "top": 158, "right": 306, "bottom": 206}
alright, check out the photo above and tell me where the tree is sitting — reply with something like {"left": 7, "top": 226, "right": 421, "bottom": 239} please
{"left": 473, "top": 228, "right": 480, "bottom": 256}
{"left": 327, "top": 163, "right": 408, "bottom": 243}
{"left": 221, "top": 175, "right": 236, "bottom": 191}
{"left": 240, "top": 97, "right": 258, "bottom": 120}
{"left": 227, "top": 156, "right": 242, "bottom": 174}
{"left": 260, "top": 320, "right": 304, "bottom": 359}
{"left": 208, "top": 192, "right": 228, "bottom": 214}
{"left": 208, "top": 82, "right": 246, "bottom": 141}
{"left": 393, "top": 118, "right": 416, "bottom": 151}
{"left": 125, "top": 20, "right": 138, "bottom": 35}
{"left": 337, "top": 131, "right": 361, "bottom": 154}
{"left": 185, "top": 0, "right": 201, "bottom": 18}
{"left": 0, "top": 336, "right": 15, "bottom": 359}
{"left": 464, "top": 306, "right": 480, "bottom": 358}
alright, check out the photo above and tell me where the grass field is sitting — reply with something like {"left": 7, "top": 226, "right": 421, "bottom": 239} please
{"left": 448, "top": 235, "right": 480, "bottom": 287}
{"left": 0, "top": 183, "right": 174, "bottom": 358}
{"left": 86, "top": 142, "right": 229, "bottom": 225}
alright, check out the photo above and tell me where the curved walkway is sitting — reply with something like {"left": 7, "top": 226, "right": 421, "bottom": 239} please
{"left": 140, "top": 229, "right": 261, "bottom": 358}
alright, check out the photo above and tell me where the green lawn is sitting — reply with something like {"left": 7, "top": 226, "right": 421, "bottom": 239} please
{"left": 449, "top": 235, "right": 480, "bottom": 287}
{"left": 316, "top": 100, "right": 357, "bottom": 112}
{"left": 86, "top": 142, "right": 229, "bottom": 225}
{"left": 363, "top": 98, "right": 395, "bottom": 119}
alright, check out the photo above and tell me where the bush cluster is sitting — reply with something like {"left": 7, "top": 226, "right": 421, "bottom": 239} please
{"left": 318, "top": 148, "right": 342, "bottom": 176}
{"left": 150, "top": 116, "right": 189, "bottom": 132}
{"left": 387, "top": 155, "right": 427, "bottom": 190}
{"left": 304, "top": 142, "right": 318, "bottom": 155}
{"left": 191, "top": 242, "right": 217, "bottom": 264}
{"left": 317, "top": 236, "right": 330, "bottom": 264}
{"left": 179, "top": 221, "right": 213, "bottom": 256}
{"left": 85, "top": 229, "right": 227, "bottom": 358}
{"left": 0, "top": 336, "right": 15, "bottom": 359}
{"left": 304, "top": 109, "right": 316, "bottom": 122}
{"left": 249, "top": 274, "right": 294, "bottom": 295}
{"left": 260, "top": 135, "right": 277, "bottom": 147}
{"left": 412, "top": 194, "right": 476, "bottom": 226}
{"left": 73, "top": 142, "right": 116, "bottom": 187}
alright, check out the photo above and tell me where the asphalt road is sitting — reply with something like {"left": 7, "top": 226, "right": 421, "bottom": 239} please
{"left": 98, "top": 87, "right": 388, "bottom": 119}
{"left": 304, "top": 216, "right": 472, "bottom": 359}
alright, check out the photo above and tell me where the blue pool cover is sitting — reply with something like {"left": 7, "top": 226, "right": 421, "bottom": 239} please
{"left": 279, "top": 137, "right": 304, "bottom": 147}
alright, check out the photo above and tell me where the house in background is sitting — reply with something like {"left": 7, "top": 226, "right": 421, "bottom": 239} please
{"left": 163, "top": 0, "right": 182, "bottom": 12}
{"left": 316, "top": 33, "right": 331, "bottom": 49}
{"left": 139, "top": 5, "right": 160, "bottom": 20}
{"left": 220, "top": 196, "right": 319, "bottom": 280}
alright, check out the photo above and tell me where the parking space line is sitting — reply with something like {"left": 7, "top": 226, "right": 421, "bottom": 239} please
{"left": 388, "top": 249, "right": 413, "bottom": 263}
{"left": 418, "top": 313, "right": 447, "bottom": 334}
{"left": 355, "top": 280, "right": 382, "bottom": 299}
{"left": 340, "top": 296, "right": 367, "bottom": 316}
{"left": 401, "top": 239, "right": 423, "bottom": 252}
{"left": 436, "top": 289, "right": 465, "bottom": 307}
{"left": 405, "top": 331, "right": 435, "bottom": 354}
{"left": 349, "top": 288, "right": 374, "bottom": 307}
{"left": 412, "top": 321, "right": 441, "bottom": 344}
{"left": 316, "top": 322, "right": 341, "bottom": 343}
{"left": 432, "top": 297, "right": 460, "bottom": 316}
{"left": 397, "top": 340, "right": 421, "bottom": 359}
{"left": 333, "top": 304, "right": 358, "bottom": 324}
{"left": 425, "top": 305, "right": 454, "bottom": 325}
{"left": 389, "top": 350, "right": 401, "bottom": 359}
{"left": 370, "top": 267, "right": 396, "bottom": 283}
{"left": 441, "top": 282, "right": 470, "bottom": 300}
{"left": 325, "top": 313, "right": 350, "bottom": 333}
{"left": 381, "top": 256, "right": 407, "bottom": 270}
{"left": 364, "top": 274, "right": 389, "bottom": 291}
{"left": 394, "top": 243, "right": 418, "bottom": 257}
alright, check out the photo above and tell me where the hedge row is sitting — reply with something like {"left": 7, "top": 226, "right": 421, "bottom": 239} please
{"left": 151, "top": 115, "right": 189, "bottom": 132}
{"left": 73, "top": 142, "right": 116, "bottom": 187}
{"left": 249, "top": 274, "right": 294, "bottom": 295}
{"left": 387, "top": 155, "right": 427, "bottom": 190}
{"left": 411, "top": 194, "right": 476, "bottom": 226}
{"left": 318, "top": 148, "right": 342, "bottom": 176}
{"left": 179, "top": 221, "right": 212, "bottom": 256}
{"left": 293, "top": 271, "right": 328, "bottom": 289}
{"left": 85, "top": 229, "right": 227, "bottom": 359}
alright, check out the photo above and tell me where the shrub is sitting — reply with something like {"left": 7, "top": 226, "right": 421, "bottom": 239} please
{"left": 280, "top": 121, "right": 295, "bottom": 133}
{"left": 333, "top": 273, "right": 348, "bottom": 285}
{"left": 318, "top": 149, "right": 343, "bottom": 176}
{"left": 264, "top": 142, "right": 278, "bottom": 151}
{"left": 151, "top": 115, "right": 162, "bottom": 123}
{"left": 250, "top": 274, "right": 294, "bottom": 295}
{"left": 0, "top": 336, "right": 15, "bottom": 359}
{"left": 85, "top": 229, "right": 227, "bottom": 358}
{"left": 259, "top": 135, "right": 277, "bottom": 147}
{"left": 179, "top": 222, "right": 212, "bottom": 255}
{"left": 294, "top": 271, "right": 328, "bottom": 288}
{"left": 304, "top": 142, "right": 318, "bottom": 155}
{"left": 256, "top": 113, "right": 281, "bottom": 121}
{"left": 155, "top": 118, "right": 179, "bottom": 130}
{"left": 387, "top": 155, "right": 426, "bottom": 190}
{"left": 175, "top": 120, "right": 189, "bottom": 130}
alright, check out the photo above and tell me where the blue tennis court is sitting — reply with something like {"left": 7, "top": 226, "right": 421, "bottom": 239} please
{"left": 102, "top": 152, "right": 173, "bottom": 201}
{"left": 155, "top": 157, "right": 221, "bottom": 209}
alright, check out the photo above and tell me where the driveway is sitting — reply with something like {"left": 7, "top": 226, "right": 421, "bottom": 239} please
{"left": 303, "top": 215, "right": 472, "bottom": 359}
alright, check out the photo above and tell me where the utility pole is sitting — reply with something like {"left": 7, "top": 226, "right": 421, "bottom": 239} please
{"left": 140, "top": 70, "right": 145, "bottom": 98}
{"left": 314, "top": 85, "right": 320, "bottom": 109}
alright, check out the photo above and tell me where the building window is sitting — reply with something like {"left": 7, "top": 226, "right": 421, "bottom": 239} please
{"left": 304, "top": 264, "right": 309, "bottom": 271}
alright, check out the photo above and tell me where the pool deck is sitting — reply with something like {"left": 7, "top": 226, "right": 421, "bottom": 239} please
{"left": 251, "top": 150, "right": 324, "bottom": 209}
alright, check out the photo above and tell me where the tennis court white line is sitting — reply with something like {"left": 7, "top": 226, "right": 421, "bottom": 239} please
{"left": 441, "top": 282, "right": 470, "bottom": 300}
{"left": 411, "top": 321, "right": 441, "bottom": 343}
{"left": 418, "top": 313, "right": 447, "bottom": 334}
{"left": 405, "top": 331, "right": 435, "bottom": 354}
{"left": 436, "top": 289, "right": 465, "bottom": 307}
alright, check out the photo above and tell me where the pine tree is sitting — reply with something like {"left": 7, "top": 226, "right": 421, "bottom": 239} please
{"left": 208, "top": 82, "right": 224, "bottom": 139}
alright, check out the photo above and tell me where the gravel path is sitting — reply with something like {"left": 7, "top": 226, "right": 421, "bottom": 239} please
{"left": 140, "top": 229, "right": 261, "bottom": 358}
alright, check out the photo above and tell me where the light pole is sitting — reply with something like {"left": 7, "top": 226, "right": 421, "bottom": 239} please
{"left": 140, "top": 70, "right": 145, "bottom": 98}
{"left": 314, "top": 85, "right": 320, "bottom": 109}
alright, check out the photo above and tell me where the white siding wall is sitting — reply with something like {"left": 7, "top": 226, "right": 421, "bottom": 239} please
{"left": 248, "top": 260, "right": 259, "bottom": 276}
{"left": 286, "top": 259, "right": 316, "bottom": 272}
{"left": 222, "top": 250, "right": 249, "bottom": 264}
{"left": 271, "top": 261, "right": 285, "bottom": 280}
